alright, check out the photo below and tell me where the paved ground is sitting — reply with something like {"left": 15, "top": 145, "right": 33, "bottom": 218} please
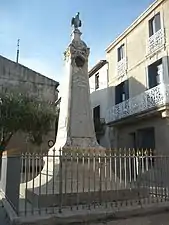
{"left": 0, "top": 196, "right": 169, "bottom": 225}
{"left": 94, "top": 212, "right": 169, "bottom": 225}
{"left": 1, "top": 205, "right": 169, "bottom": 225}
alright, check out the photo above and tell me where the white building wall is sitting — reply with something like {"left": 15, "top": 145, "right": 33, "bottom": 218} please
{"left": 89, "top": 63, "right": 110, "bottom": 148}
{"left": 89, "top": 64, "right": 108, "bottom": 94}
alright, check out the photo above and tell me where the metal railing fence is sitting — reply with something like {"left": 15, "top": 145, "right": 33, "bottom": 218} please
{"left": 1, "top": 148, "right": 169, "bottom": 217}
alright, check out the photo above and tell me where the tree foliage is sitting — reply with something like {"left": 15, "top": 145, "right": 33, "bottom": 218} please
{"left": 0, "top": 91, "right": 58, "bottom": 150}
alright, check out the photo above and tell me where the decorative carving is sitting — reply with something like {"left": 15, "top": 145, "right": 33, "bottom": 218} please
{"left": 64, "top": 48, "right": 70, "bottom": 62}
{"left": 73, "top": 74, "right": 87, "bottom": 88}
{"left": 64, "top": 14, "right": 89, "bottom": 64}
{"left": 64, "top": 40, "right": 89, "bottom": 65}
{"left": 75, "top": 56, "right": 85, "bottom": 67}
{"left": 70, "top": 41, "right": 89, "bottom": 62}
{"left": 106, "top": 84, "right": 168, "bottom": 123}
{"left": 117, "top": 57, "right": 127, "bottom": 79}
{"left": 148, "top": 28, "right": 165, "bottom": 54}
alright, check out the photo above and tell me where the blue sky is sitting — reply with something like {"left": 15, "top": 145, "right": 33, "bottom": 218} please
{"left": 0, "top": 0, "right": 154, "bottom": 85}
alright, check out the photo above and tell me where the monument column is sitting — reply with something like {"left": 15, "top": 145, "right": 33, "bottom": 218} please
{"left": 52, "top": 17, "right": 101, "bottom": 152}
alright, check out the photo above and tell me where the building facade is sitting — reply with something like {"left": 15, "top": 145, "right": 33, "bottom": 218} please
{"left": 0, "top": 55, "right": 59, "bottom": 152}
{"left": 105, "top": 0, "right": 169, "bottom": 154}
{"left": 89, "top": 60, "right": 110, "bottom": 148}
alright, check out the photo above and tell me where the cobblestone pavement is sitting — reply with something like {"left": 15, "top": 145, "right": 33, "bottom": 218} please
{"left": 94, "top": 212, "right": 169, "bottom": 225}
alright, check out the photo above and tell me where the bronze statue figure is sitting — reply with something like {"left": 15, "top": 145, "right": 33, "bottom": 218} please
{"left": 71, "top": 12, "right": 82, "bottom": 29}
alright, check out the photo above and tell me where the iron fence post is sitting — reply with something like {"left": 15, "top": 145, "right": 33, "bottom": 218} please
{"left": 59, "top": 148, "right": 63, "bottom": 213}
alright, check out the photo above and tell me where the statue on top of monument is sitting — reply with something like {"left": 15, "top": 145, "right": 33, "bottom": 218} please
{"left": 71, "top": 12, "right": 82, "bottom": 29}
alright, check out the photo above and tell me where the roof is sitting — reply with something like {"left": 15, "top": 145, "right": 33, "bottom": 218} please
{"left": 88, "top": 60, "right": 107, "bottom": 78}
{"left": 106, "top": 0, "right": 165, "bottom": 53}
{"left": 0, "top": 55, "right": 59, "bottom": 88}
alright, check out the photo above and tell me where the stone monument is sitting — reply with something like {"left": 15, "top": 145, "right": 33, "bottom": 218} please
{"left": 23, "top": 13, "right": 141, "bottom": 208}
{"left": 53, "top": 11, "right": 101, "bottom": 151}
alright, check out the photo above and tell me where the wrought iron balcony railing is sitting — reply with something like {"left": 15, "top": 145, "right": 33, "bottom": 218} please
{"left": 148, "top": 28, "right": 165, "bottom": 54}
{"left": 106, "top": 83, "right": 169, "bottom": 124}
{"left": 117, "top": 57, "right": 127, "bottom": 79}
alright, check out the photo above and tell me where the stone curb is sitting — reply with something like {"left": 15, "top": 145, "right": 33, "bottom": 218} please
{"left": 6, "top": 205, "right": 169, "bottom": 224}
{"left": 1, "top": 191, "right": 169, "bottom": 225}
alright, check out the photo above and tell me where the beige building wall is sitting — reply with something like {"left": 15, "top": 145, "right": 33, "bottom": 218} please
{"left": 106, "top": 0, "right": 169, "bottom": 151}
{"left": 116, "top": 116, "right": 169, "bottom": 155}
{"left": 7, "top": 131, "right": 54, "bottom": 154}
{"left": 163, "top": 0, "right": 169, "bottom": 46}
{"left": 107, "top": 0, "right": 169, "bottom": 101}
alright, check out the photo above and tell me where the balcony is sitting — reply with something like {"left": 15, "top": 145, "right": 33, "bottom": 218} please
{"left": 148, "top": 29, "right": 165, "bottom": 55}
{"left": 106, "top": 84, "right": 169, "bottom": 124}
{"left": 117, "top": 57, "right": 127, "bottom": 79}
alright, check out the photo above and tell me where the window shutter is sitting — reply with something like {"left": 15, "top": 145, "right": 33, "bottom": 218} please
{"left": 149, "top": 19, "right": 153, "bottom": 37}
{"left": 117, "top": 48, "right": 121, "bottom": 62}
{"left": 115, "top": 85, "right": 120, "bottom": 104}
{"left": 148, "top": 71, "right": 157, "bottom": 88}
{"left": 121, "top": 44, "right": 125, "bottom": 59}
{"left": 124, "top": 80, "right": 129, "bottom": 100}
{"left": 117, "top": 44, "right": 125, "bottom": 62}
{"left": 156, "top": 64, "right": 163, "bottom": 84}
{"left": 155, "top": 13, "right": 161, "bottom": 32}
{"left": 162, "top": 56, "right": 169, "bottom": 83}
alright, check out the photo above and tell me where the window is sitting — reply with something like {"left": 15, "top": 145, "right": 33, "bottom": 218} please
{"left": 137, "top": 127, "right": 155, "bottom": 167}
{"left": 137, "top": 127, "right": 155, "bottom": 150}
{"left": 128, "top": 128, "right": 155, "bottom": 178}
{"left": 129, "top": 132, "right": 137, "bottom": 149}
{"left": 115, "top": 80, "right": 129, "bottom": 104}
{"left": 117, "top": 44, "right": 125, "bottom": 62}
{"left": 95, "top": 73, "right": 99, "bottom": 90}
{"left": 149, "top": 13, "right": 161, "bottom": 37}
{"left": 93, "top": 105, "right": 100, "bottom": 121}
{"left": 93, "top": 105, "right": 100, "bottom": 133}
{"left": 148, "top": 58, "right": 163, "bottom": 88}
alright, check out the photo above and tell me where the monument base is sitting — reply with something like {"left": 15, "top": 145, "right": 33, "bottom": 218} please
{"left": 24, "top": 152, "right": 149, "bottom": 208}
{"left": 26, "top": 188, "right": 149, "bottom": 208}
